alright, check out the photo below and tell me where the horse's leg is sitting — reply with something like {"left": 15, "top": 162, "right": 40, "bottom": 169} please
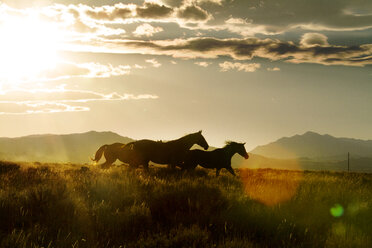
{"left": 226, "top": 166, "right": 236, "bottom": 176}
{"left": 216, "top": 168, "right": 221, "bottom": 177}
{"left": 101, "top": 159, "right": 114, "bottom": 169}
{"left": 143, "top": 161, "right": 150, "bottom": 171}
{"left": 101, "top": 153, "right": 116, "bottom": 169}
{"left": 167, "top": 164, "right": 176, "bottom": 169}
{"left": 137, "top": 158, "right": 150, "bottom": 171}
{"left": 182, "top": 161, "right": 196, "bottom": 172}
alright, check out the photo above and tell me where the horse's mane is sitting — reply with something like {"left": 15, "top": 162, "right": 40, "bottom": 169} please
{"left": 176, "top": 131, "right": 201, "bottom": 141}
{"left": 224, "top": 141, "right": 241, "bottom": 147}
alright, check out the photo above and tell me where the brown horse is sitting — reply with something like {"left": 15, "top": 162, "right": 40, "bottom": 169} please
{"left": 92, "top": 131, "right": 209, "bottom": 169}
{"left": 182, "top": 141, "right": 249, "bottom": 176}
{"left": 120, "top": 130, "right": 209, "bottom": 169}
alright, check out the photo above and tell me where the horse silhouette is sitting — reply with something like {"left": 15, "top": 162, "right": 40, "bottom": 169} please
{"left": 92, "top": 131, "right": 209, "bottom": 169}
{"left": 182, "top": 141, "right": 249, "bottom": 176}
{"left": 91, "top": 142, "right": 135, "bottom": 169}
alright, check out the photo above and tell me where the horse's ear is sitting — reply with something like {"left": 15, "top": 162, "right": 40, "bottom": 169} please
{"left": 243, "top": 142, "right": 246, "bottom": 145}
{"left": 198, "top": 130, "right": 202, "bottom": 133}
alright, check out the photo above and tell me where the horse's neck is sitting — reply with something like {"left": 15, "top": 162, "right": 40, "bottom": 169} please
{"left": 223, "top": 146, "right": 237, "bottom": 159}
{"left": 170, "top": 135, "right": 195, "bottom": 149}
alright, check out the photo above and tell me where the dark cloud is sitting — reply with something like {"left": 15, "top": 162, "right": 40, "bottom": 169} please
{"left": 136, "top": 3, "right": 173, "bottom": 18}
{"left": 177, "top": 5, "right": 209, "bottom": 21}
{"left": 85, "top": 7, "right": 132, "bottom": 21}
{"left": 119, "top": 37, "right": 372, "bottom": 66}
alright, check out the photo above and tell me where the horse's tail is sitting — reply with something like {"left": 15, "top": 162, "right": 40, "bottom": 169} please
{"left": 91, "top": 144, "right": 108, "bottom": 163}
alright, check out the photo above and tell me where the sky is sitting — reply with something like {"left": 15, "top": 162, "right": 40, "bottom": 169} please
{"left": 0, "top": 0, "right": 371, "bottom": 150}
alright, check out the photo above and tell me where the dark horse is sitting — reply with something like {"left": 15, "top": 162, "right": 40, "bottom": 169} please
{"left": 91, "top": 143, "right": 133, "bottom": 169}
{"left": 182, "top": 141, "right": 249, "bottom": 176}
{"left": 92, "top": 131, "right": 209, "bottom": 169}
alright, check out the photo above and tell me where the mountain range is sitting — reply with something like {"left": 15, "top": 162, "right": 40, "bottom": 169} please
{"left": 0, "top": 131, "right": 371, "bottom": 172}
{"left": 251, "top": 131, "right": 372, "bottom": 159}
{"left": 0, "top": 131, "right": 133, "bottom": 164}
{"left": 238, "top": 131, "right": 372, "bottom": 172}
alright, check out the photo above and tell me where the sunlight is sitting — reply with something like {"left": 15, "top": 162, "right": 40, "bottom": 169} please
{"left": 0, "top": 15, "right": 62, "bottom": 85}
{"left": 240, "top": 169, "right": 303, "bottom": 206}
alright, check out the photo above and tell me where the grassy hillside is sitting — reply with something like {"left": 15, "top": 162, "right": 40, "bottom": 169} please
{"left": 0, "top": 161, "right": 371, "bottom": 248}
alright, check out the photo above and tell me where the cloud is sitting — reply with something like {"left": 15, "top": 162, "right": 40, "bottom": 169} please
{"left": 300, "top": 33, "right": 329, "bottom": 47}
{"left": 219, "top": 61, "right": 261, "bottom": 72}
{"left": 225, "top": 17, "right": 250, "bottom": 25}
{"left": 134, "top": 64, "right": 146, "bottom": 69}
{"left": 198, "top": 0, "right": 224, "bottom": 5}
{"left": 136, "top": 2, "right": 173, "bottom": 18}
{"left": 145, "top": 58, "right": 162, "bottom": 67}
{"left": 0, "top": 87, "right": 158, "bottom": 103}
{"left": 177, "top": 4, "right": 210, "bottom": 21}
{"left": 2, "top": 2, "right": 371, "bottom": 69}
{"left": 194, "top": 61, "right": 211, "bottom": 67}
{"left": 0, "top": 102, "right": 90, "bottom": 115}
{"left": 85, "top": 4, "right": 133, "bottom": 21}
{"left": 0, "top": 86, "right": 159, "bottom": 115}
{"left": 39, "top": 4, "right": 126, "bottom": 36}
{"left": 3, "top": 1, "right": 372, "bottom": 41}
{"left": 37, "top": 62, "right": 131, "bottom": 81}
{"left": 164, "top": 0, "right": 223, "bottom": 7}
{"left": 112, "top": 37, "right": 372, "bottom": 66}
{"left": 267, "top": 67, "right": 280, "bottom": 71}
{"left": 133, "top": 23, "right": 163, "bottom": 37}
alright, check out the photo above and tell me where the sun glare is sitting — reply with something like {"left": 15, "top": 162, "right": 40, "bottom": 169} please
{"left": 0, "top": 15, "right": 62, "bottom": 85}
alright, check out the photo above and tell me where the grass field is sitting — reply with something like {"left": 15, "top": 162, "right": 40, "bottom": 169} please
{"left": 0, "top": 161, "right": 371, "bottom": 248}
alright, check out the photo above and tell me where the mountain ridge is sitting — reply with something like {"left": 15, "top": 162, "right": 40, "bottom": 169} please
{"left": 1, "top": 130, "right": 371, "bottom": 172}
{"left": 251, "top": 131, "right": 372, "bottom": 159}
{"left": 0, "top": 131, "right": 134, "bottom": 163}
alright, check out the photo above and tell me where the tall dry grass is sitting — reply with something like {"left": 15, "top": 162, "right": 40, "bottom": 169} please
{"left": 0, "top": 161, "right": 370, "bottom": 247}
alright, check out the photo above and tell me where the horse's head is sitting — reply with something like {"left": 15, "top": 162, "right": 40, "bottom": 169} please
{"left": 226, "top": 141, "right": 249, "bottom": 159}
{"left": 194, "top": 130, "right": 209, "bottom": 150}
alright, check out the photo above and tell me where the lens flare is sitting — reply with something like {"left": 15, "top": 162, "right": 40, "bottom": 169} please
{"left": 330, "top": 204, "right": 344, "bottom": 217}
{"left": 240, "top": 168, "right": 303, "bottom": 206}
{"left": 239, "top": 146, "right": 303, "bottom": 206}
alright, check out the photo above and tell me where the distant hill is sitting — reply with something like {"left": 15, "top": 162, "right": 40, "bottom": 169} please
{"left": 251, "top": 131, "right": 372, "bottom": 160}
{"left": 245, "top": 131, "right": 372, "bottom": 172}
{"left": 0, "top": 131, "right": 133, "bottom": 163}
{"left": 1, "top": 130, "right": 371, "bottom": 172}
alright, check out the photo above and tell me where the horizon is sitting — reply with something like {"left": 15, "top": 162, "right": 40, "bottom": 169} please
{"left": 0, "top": 0, "right": 371, "bottom": 150}
{"left": 2, "top": 129, "right": 372, "bottom": 151}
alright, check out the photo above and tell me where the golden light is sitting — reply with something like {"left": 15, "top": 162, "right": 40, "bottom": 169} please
{"left": 240, "top": 168, "right": 303, "bottom": 206}
{"left": 239, "top": 146, "right": 303, "bottom": 206}
{"left": 0, "top": 15, "right": 62, "bottom": 84}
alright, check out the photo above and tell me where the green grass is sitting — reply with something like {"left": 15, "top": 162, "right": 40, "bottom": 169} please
{"left": 0, "top": 161, "right": 371, "bottom": 247}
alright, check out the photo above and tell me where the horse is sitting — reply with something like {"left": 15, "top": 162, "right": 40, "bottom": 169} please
{"left": 91, "top": 142, "right": 136, "bottom": 169}
{"left": 182, "top": 141, "right": 249, "bottom": 176}
{"left": 120, "top": 130, "right": 209, "bottom": 169}
{"left": 92, "top": 131, "right": 209, "bottom": 169}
